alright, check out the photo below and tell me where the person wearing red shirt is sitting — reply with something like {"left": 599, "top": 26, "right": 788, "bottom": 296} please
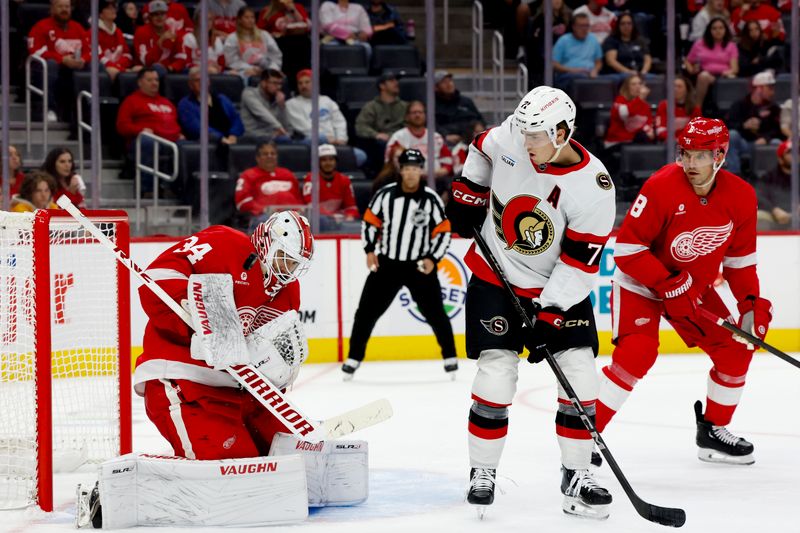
{"left": 258, "top": 0, "right": 311, "bottom": 83}
{"left": 731, "top": 0, "right": 785, "bottom": 42}
{"left": 655, "top": 76, "right": 702, "bottom": 141}
{"left": 596, "top": 118, "right": 772, "bottom": 466}
{"left": 384, "top": 100, "right": 454, "bottom": 181}
{"left": 27, "top": 0, "right": 90, "bottom": 121}
{"left": 235, "top": 142, "right": 304, "bottom": 224}
{"left": 133, "top": 0, "right": 187, "bottom": 76}
{"left": 301, "top": 144, "right": 359, "bottom": 230}
{"left": 141, "top": 0, "right": 193, "bottom": 35}
{"left": 1, "top": 144, "right": 25, "bottom": 198}
{"left": 116, "top": 67, "right": 184, "bottom": 195}
{"left": 604, "top": 74, "right": 655, "bottom": 148}
{"left": 42, "top": 147, "right": 87, "bottom": 208}
{"left": 98, "top": 1, "right": 132, "bottom": 82}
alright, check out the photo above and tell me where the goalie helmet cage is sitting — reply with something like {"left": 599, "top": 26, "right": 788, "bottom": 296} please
{"left": 0, "top": 209, "right": 132, "bottom": 512}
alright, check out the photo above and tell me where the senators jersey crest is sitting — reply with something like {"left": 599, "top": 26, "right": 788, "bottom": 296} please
{"left": 491, "top": 192, "right": 555, "bottom": 256}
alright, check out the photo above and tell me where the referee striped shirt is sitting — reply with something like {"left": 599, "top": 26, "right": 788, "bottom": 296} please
{"left": 362, "top": 182, "right": 451, "bottom": 262}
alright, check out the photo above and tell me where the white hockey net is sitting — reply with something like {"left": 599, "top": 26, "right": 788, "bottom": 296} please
{"left": 0, "top": 211, "right": 130, "bottom": 511}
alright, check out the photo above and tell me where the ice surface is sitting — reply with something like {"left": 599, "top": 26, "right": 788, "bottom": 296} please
{"left": 4, "top": 353, "right": 798, "bottom": 533}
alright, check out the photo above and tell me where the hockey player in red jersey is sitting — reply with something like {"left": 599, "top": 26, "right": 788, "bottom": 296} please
{"left": 134, "top": 210, "right": 314, "bottom": 460}
{"left": 447, "top": 86, "right": 616, "bottom": 520}
{"left": 596, "top": 117, "right": 773, "bottom": 465}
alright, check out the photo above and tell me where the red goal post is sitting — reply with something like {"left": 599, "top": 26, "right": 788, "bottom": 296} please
{"left": 0, "top": 209, "right": 131, "bottom": 512}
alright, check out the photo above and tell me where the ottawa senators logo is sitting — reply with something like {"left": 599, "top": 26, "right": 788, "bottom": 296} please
{"left": 491, "top": 193, "right": 554, "bottom": 255}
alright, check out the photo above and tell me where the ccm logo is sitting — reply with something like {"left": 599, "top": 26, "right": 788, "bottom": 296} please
{"left": 453, "top": 189, "right": 488, "bottom": 206}
{"left": 219, "top": 462, "right": 278, "bottom": 475}
{"left": 191, "top": 282, "right": 212, "bottom": 335}
{"left": 564, "top": 319, "right": 590, "bottom": 327}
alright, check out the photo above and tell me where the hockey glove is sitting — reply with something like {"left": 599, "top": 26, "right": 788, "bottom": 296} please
{"left": 734, "top": 296, "right": 773, "bottom": 350}
{"left": 654, "top": 271, "right": 701, "bottom": 320}
{"left": 446, "top": 177, "right": 490, "bottom": 237}
{"left": 526, "top": 306, "right": 564, "bottom": 364}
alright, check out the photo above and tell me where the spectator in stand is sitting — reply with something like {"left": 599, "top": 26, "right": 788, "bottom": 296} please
{"left": 258, "top": 0, "right": 311, "bottom": 84}
{"left": 367, "top": 0, "right": 407, "bottom": 46}
{"left": 779, "top": 98, "right": 792, "bottom": 140}
{"left": 209, "top": 0, "right": 247, "bottom": 35}
{"left": 689, "top": 0, "right": 731, "bottom": 42}
{"left": 41, "top": 147, "right": 86, "bottom": 208}
{"left": 604, "top": 74, "right": 655, "bottom": 150}
{"left": 10, "top": 172, "right": 59, "bottom": 212}
{"left": 655, "top": 76, "right": 702, "bottom": 141}
{"left": 116, "top": 68, "right": 184, "bottom": 196}
{"left": 133, "top": 0, "right": 186, "bottom": 76}
{"left": 684, "top": 16, "right": 738, "bottom": 111}
{"left": 241, "top": 69, "right": 291, "bottom": 142}
{"left": 355, "top": 73, "right": 408, "bottom": 175}
{"left": 552, "top": 13, "right": 603, "bottom": 93}
{"left": 98, "top": 0, "right": 132, "bottom": 82}
{"left": 384, "top": 100, "right": 453, "bottom": 182}
{"left": 757, "top": 140, "right": 795, "bottom": 227}
{"left": 433, "top": 70, "right": 484, "bottom": 145}
{"left": 178, "top": 67, "right": 244, "bottom": 146}
{"left": 234, "top": 142, "right": 303, "bottom": 225}
{"left": 602, "top": 11, "right": 652, "bottom": 83}
{"left": 141, "top": 0, "right": 192, "bottom": 35}
{"left": 572, "top": 0, "right": 616, "bottom": 44}
{"left": 27, "top": 0, "right": 90, "bottom": 122}
{"left": 1, "top": 145, "right": 26, "bottom": 198}
{"left": 731, "top": 0, "right": 785, "bottom": 42}
{"left": 451, "top": 120, "right": 486, "bottom": 177}
{"left": 523, "top": 0, "right": 572, "bottom": 84}
{"left": 117, "top": 2, "right": 143, "bottom": 38}
{"left": 737, "top": 20, "right": 783, "bottom": 77}
{"left": 320, "top": 0, "right": 373, "bottom": 61}
{"left": 726, "top": 69, "right": 783, "bottom": 174}
{"left": 178, "top": 10, "right": 227, "bottom": 73}
{"left": 224, "top": 6, "right": 283, "bottom": 84}
{"left": 301, "top": 144, "right": 360, "bottom": 230}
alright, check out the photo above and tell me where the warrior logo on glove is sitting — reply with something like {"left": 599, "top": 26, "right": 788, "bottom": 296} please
{"left": 491, "top": 193, "right": 554, "bottom": 256}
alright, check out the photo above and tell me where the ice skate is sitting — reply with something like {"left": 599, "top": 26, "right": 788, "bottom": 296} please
{"left": 76, "top": 481, "right": 102, "bottom": 529}
{"left": 443, "top": 357, "right": 458, "bottom": 380}
{"left": 694, "top": 401, "right": 755, "bottom": 465}
{"left": 560, "top": 466, "right": 612, "bottom": 520}
{"left": 341, "top": 358, "right": 360, "bottom": 381}
{"left": 466, "top": 467, "right": 496, "bottom": 519}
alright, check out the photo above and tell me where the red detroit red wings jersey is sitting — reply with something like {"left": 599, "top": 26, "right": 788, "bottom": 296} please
{"left": 133, "top": 226, "right": 300, "bottom": 395}
{"left": 614, "top": 164, "right": 760, "bottom": 302}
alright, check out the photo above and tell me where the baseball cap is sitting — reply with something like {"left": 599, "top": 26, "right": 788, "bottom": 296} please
{"left": 752, "top": 70, "right": 776, "bottom": 87}
{"left": 318, "top": 144, "right": 337, "bottom": 158}
{"left": 434, "top": 70, "right": 452, "bottom": 84}
{"left": 296, "top": 69, "right": 312, "bottom": 80}
{"left": 148, "top": 0, "right": 168, "bottom": 14}
{"left": 777, "top": 140, "right": 791, "bottom": 158}
{"left": 595, "top": 0, "right": 609, "bottom": 6}
{"left": 377, "top": 72, "right": 397, "bottom": 85}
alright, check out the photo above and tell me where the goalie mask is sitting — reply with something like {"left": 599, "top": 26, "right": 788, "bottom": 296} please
{"left": 513, "top": 86, "right": 576, "bottom": 163}
{"left": 251, "top": 211, "right": 314, "bottom": 296}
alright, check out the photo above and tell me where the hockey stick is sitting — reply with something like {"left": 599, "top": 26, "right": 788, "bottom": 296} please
{"left": 471, "top": 229, "right": 686, "bottom": 528}
{"left": 322, "top": 398, "right": 393, "bottom": 440}
{"left": 55, "top": 196, "right": 390, "bottom": 442}
{"left": 695, "top": 308, "right": 800, "bottom": 369}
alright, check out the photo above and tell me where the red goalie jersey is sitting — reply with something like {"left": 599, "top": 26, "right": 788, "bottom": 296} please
{"left": 613, "top": 163, "right": 759, "bottom": 303}
{"left": 133, "top": 226, "right": 299, "bottom": 395}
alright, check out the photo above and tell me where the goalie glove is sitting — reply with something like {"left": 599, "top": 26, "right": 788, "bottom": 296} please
{"left": 246, "top": 310, "right": 309, "bottom": 390}
{"left": 734, "top": 296, "right": 773, "bottom": 350}
{"left": 187, "top": 274, "right": 249, "bottom": 370}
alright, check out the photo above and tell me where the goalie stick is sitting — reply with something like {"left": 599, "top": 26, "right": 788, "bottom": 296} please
{"left": 55, "top": 196, "right": 391, "bottom": 442}
{"left": 696, "top": 308, "right": 800, "bottom": 369}
{"left": 471, "top": 228, "right": 686, "bottom": 528}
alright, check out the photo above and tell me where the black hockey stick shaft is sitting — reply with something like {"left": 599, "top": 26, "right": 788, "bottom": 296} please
{"left": 471, "top": 229, "right": 686, "bottom": 528}
{"left": 696, "top": 308, "right": 800, "bottom": 369}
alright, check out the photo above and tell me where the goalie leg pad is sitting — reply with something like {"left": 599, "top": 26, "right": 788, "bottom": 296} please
{"left": 269, "top": 432, "right": 369, "bottom": 507}
{"left": 96, "top": 453, "right": 308, "bottom": 528}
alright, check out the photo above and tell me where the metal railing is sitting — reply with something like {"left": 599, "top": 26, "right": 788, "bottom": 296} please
{"left": 25, "top": 54, "right": 48, "bottom": 154}
{"left": 76, "top": 90, "right": 102, "bottom": 202}
{"left": 442, "top": 0, "right": 449, "bottom": 44}
{"left": 516, "top": 62, "right": 529, "bottom": 99}
{"left": 471, "top": 1, "right": 483, "bottom": 95}
{"left": 492, "top": 30, "right": 504, "bottom": 124}
{"left": 134, "top": 131, "right": 179, "bottom": 233}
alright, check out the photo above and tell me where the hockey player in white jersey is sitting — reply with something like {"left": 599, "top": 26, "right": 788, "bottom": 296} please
{"left": 446, "top": 86, "right": 616, "bottom": 519}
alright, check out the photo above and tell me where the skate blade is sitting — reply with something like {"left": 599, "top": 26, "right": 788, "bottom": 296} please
{"left": 448, "top": 371, "right": 457, "bottom": 381}
{"left": 697, "top": 448, "right": 755, "bottom": 465}
{"left": 342, "top": 372, "right": 354, "bottom": 382}
{"left": 472, "top": 505, "right": 489, "bottom": 520}
{"left": 75, "top": 484, "right": 93, "bottom": 529}
{"left": 562, "top": 497, "right": 610, "bottom": 520}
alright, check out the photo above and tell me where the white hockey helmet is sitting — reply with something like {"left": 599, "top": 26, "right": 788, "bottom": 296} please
{"left": 251, "top": 210, "right": 314, "bottom": 291}
{"left": 513, "top": 86, "right": 576, "bottom": 160}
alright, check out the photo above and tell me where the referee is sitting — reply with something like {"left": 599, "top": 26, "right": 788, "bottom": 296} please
{"left": 342, "top": 149, "right": 458, "bottom": 380}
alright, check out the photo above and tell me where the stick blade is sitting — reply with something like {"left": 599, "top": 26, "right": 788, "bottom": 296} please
{"left": 641, "top": 503, "right": 686, "bottom": 528}
{"left": 323, "top": 398, "right": 394, "bottom": 440}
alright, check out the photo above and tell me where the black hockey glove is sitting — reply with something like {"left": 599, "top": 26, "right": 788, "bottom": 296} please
{"left": 526, "top": 306, "right": 564, "bottom": 364}
{"left": 446, "top": 177, "right": 490, "bottom": 238}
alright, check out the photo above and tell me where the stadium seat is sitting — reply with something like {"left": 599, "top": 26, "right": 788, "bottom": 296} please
{"left": 118, "top": 71, "right": 141, "bottom": 101}
{"left": 277, "top": 144, "right": 311, "bottom": 171}
{"left": 713, "top": 78, "right": 749, "bottom": 114}
{"left": 620, "top": 145, "right": 667, "bottom": 181}
{"left": 164, "top": 73, "right": 191, "bottom": 104}
{"left": 571, "top": 78, "right": 616, "bottom": 111}
{"left": 775, "top": 73, "right": 791, "bottom": 103}
{"left": 751, "top": 144, "right": 778, "bottom": 180}
{"left": 179, "top": 142, "right": 224, "bottom": 189}
{"left": 352, "top": 180, "right": 374, "bottom": 214}
{"left": 228, "top": 144, "right": 257, "bottom": 179}
{"left": 336, "top": 76, "right": 378, "bottom": 107}
{"left": 17, "top": 3, "right": 51, "bottom": 35}
{"left": 189, "top": 171, "right": 236, "bottom": 225}
{"left": 321, "top": 45, "right": 369, "bottom": 77}
{"left": 73, "top": 71, "right": 114, "bottom": 97}
{"left": 334, "top": 146, "right": 358, "bottom": 172}
{"left": 645, "top": 75, "right": 666, "bottom": 105}
{"left": 211, "top": 75, "right": 245, "bottom": 104}
{"left": 399, "top": 77, "right": 426, "bottom": 103}
{"left": 371, "top": 45, "right": 422, "bottom": 77}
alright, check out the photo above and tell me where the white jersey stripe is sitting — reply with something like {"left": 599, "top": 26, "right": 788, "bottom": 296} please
{"left": 614, "top": 242, "right": 649, "bottom": 258}
{"left": 722, "top": 253, "right": 757, "bottom": 269}
{"left": 706, "top": 374, "right": 745, "bottom": 407}
{"left": 161, "top": 379, "right": 197, "bottom": 459}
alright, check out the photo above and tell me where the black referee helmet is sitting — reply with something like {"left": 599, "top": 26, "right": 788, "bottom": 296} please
{"left": 398, "top": 148, "right": 425, "bottom": 168}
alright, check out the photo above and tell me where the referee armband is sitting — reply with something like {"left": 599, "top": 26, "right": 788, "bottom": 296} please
{"left": 559, "top": 229, "right": 608, "bottom": 274}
